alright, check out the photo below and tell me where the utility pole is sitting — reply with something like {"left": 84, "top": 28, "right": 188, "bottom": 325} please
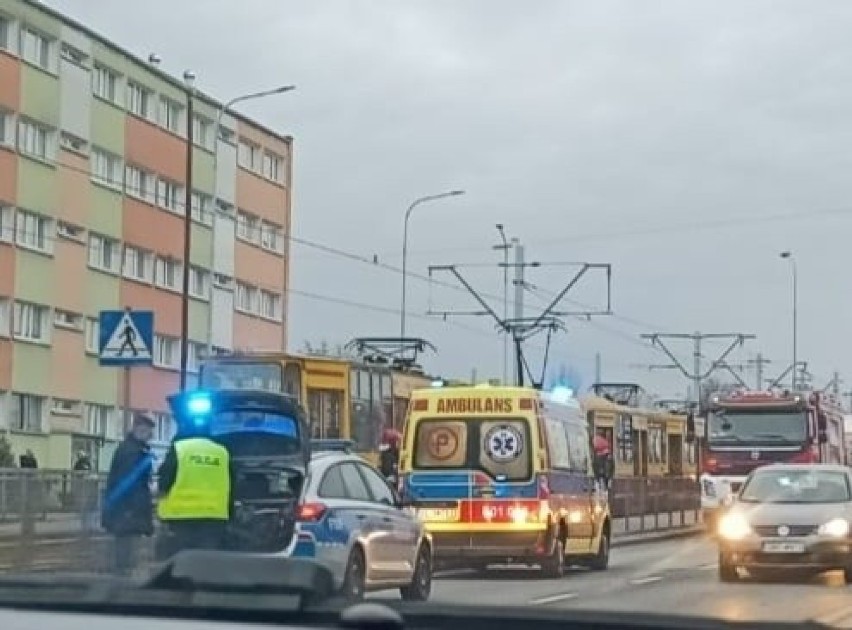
{"left": 429, "top": 250, "right": 612, "bottom": 389}
{"left": 747, "top": 353, "right": 771, "bottom": 390}
{"left": 640, "top": 332, "right": 756, "bottom": 410}
{"left": 493, "top": 226, "right": 512, "bottom": 385}
{"left": 595, "top": 352, "right": 602, "bottom": 384}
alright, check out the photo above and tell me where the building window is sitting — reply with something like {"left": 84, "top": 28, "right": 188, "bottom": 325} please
{"left": 192, "top": 115, "right": 212, "bottom": 149}
{"left": 59, "top": 130, "right": 87, "bottom": 154}
{"left": 0, "top": 108, "right": 13, "bottom": 146}
{"left": 260, "top": 222, "right": 283, "bottom": 253}
{"left": 156, "top": 178, "right": 183, "bottom": 213}
{"left": 155, "top": 257, "right": 181, "bottom": 290}
{"left": 19, "top": 26, "right": 51, "bottom": 71}
{"left": 85, "top": 403, "right": 111, "bottom": 436}
{"left": 0, "top": 205, "right": 12, "bottom": 242}
{"left": 17, "top": 118, "right": 52, "bottom": 160}
{"left": 0, "top": 297, "right": 9, "bottom": 337}
{"left": 187, "top": 341, "right": 205, "bottom": 373}
{"left": 127, "top": 82, "right": 154, "bottom": 119}
{"left": 91, "top": 147, "right": 123, "bottom": 188}
{"left": 15, "top": 209, "right": 52, "bottom": 253}
{"left": 189, "top": 265, "right": 210, "bottom": 299}
{"left": 10, "top": 393, "right": 44, "bottom": 432}
{"left": 124, "top": 164, "right": 156, "bottom": 203}
{"left": 260, "top": 290, "right": 281, "bottom": 321}
{"left": 60, "top": 42, "right": 87, "bottom": 66}
{"left": 190, "top": 191, "right": 212, "bottom": 224}
{"left": 236, "top": 281, "right": 257, "bottom": 314}
{"left": 13, "top": 301, "right": 49, "bottom": 343}
{"left": 56, "top": 220, "right": 84, "bottom": 242}
{"left": 54, "top": 309, "right": 83, "bottom": 331}
{"left": 52, "top": 398, "right": 81, "bottom": 415}
{"left": 158, "top": 96, "right": 183, "bottom": 134}
{"left": 152, "top": 412, "right": 174, "bottom": 442}
{"left": 123, "top": 245, "right": 154, "bottom": 282}
{"left": 153, "top": 334, "right": 179, "bottom": 369}
{"left": 262, "top": 152, "right": 284, "bottom": 182}
{"left": 0, "top": 15, "right": 14, "bottom": 53}
{"left": 87, "top": 233, "right": 121, "bottom": 273}
{"left": 237, "top": 139, "right": 261, "bottom": 172}
{"left": 236, "top": 210, "right": 259, "bottom": 242}
{"left": 92, "top": 65, "right": 119, "bottom": 103}
{"left": 84, "top": 317, "right": 98, "bottom": 354}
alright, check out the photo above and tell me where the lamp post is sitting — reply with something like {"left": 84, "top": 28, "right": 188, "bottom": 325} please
{"left": 780, "top": 251, "right": 798, "bottom": 390}
{"left": 179, "top": 70, "right": 196, "bottom": 392}
{"left": 493, "top": 224, "right": 511, "bottom": 384}
{"left": 399, "top": 190, "right": 465, "bottom": 340}
{"left": 204, "top": 85, "right": 296, "bottom": 355}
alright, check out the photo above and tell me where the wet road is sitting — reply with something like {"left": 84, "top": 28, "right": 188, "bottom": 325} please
{"left": 375, "top": 535, "right": 852, "bottom": 626}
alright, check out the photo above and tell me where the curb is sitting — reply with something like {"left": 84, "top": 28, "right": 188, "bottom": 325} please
{"left": 612, "top": 526, "right": 705, "bottom": 548}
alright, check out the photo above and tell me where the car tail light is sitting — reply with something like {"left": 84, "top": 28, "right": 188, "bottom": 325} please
{"left": 296, "top": 502, "right": 327, "bottom": 522}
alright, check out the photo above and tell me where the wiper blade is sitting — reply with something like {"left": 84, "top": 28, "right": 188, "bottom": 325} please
{"left": 751, "top": 433, "right": 794, "bottom": 441}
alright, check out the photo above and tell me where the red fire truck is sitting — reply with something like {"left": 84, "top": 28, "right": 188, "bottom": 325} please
{"left": 700, "top": 389, "right": 847, "bottom": 530}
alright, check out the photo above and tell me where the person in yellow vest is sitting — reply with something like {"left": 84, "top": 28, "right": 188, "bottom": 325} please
{"left": 157, "top": 422, "right": 235, "bottom": 553}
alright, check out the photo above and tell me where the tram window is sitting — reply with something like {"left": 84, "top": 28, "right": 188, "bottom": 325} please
{"left": 351, "top": 401, "right": 374, "bottom": 450}
{"left": 649, "top": 426, "right": 666, "bottom": 464}
{"left": 283, "top": 362, "right": 301, "bottom": 399}
{"left": 617, "top": 414, "right": 634, "bottom": 463}
{"left": 371, "top": 372, "right": 382, "bottom": 405}
{"left": 381, "top": 374, "right": 392, "bottom": 400}
{"left": 350, "top": 371, "right": 359, "bottom": 401}
{"left": 564, "top": 423, "right": 591, "bottom": 473}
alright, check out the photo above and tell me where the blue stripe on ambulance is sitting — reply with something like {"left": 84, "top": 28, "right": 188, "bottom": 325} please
{"left": 404, "top": 471, "right": 538, "bottom": 500}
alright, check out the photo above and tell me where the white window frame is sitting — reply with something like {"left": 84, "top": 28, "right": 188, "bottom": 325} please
{"left": 87, "top": 233, "right": 121, "bottom": 273}
{"left": 0, "top": 14, "right": 16, "bottom": 54}
{"left": 155, "top": 256, "right": 182, "bottom": 291}
{"left": 189, "top": 265, "right": 210, "bottom": 300}
{"left": 260, "top": 221, "right": 284, "bottom": 253}
{"left": 262, "top": 151, "right": 283, "bottom": 182}
{"left": 12, "top": 300, "right": 50, "bottom": 343}
{"left": 92, "top": 64, "right": 119, "bottom": 103}
{"left": 122, "top": 244, "right": 154, "bottom": 283}
{"left": 153, "top": 412, "right": 174, "bottom": 442}
{"left": 60, "top": 42, "right": 87, "bottom": 66}
{"left": 124, "top": 164, "right": 155, "bottom": 203}
{"left": 90, "top": 147, "right": 123, "bottom": 189}
{"left": 236, "top": 210, "right": 259, "bottom": 243}
{"left": 127, "top": 81, "right": 154, "bottom": 120}
{"left": 237, "top": 139, "right": 261, "bottom": 172}
{"left": 84, "top": 317, "right": 99, "bottom": 354}
{"left": 17, "top": 118, "right": 53, "bottom": 161}
{"left": 190, "top": 191, "right": 212, "bottom": 225}
{"left": 158, "top": 96, "right": 184, "bottom": 135}
{"left": 52, "top": 398, "right": 81, "bottom": 416}
{"left": 153, "top": 334, "right": 179, "bottom": 369}
{"left": 14, "top": 209, "right": 52, "bottom": 253}
{"left": 259, "top": 290, "right": 281, "bottom": 321}
{"left": 19, "top": 25, "right": 52, "bottom": 71}
{"left": 0, "top": 205, "right": 15, "bottom": 243}
{"left": 10, "top": 393, "right": 45, "bottom": 433}
{"left": 235, "top": 281, "right": 257, "bottom": 314}
{"left": 187, "top": 341, "right": 205, "bottom": 373}
{"left": 54, "top": 309, "right": 83, "bottom": 331}
{"left": 56, "top": 220, "right": 85, "bottom": 242}
{"left": 85, "top": 403, "right": 111, "bottom": 437}
{"left": 192, "top": 114, "right": 212, "bottom": 150}
{"left": 156, "top": 178, "right": 183, "bottom": 213}
{"left": 59, "top": 130, "right": 87, "bottom": 155}
{"left": 0, "top": 297, "right": 9, "bottom": 337}
{"left": 0, "top": 108, "right": 14, "bottom": 147}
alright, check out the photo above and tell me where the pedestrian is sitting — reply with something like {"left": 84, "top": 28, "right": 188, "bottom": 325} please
{"left": 157, "top": 419, "right": 234, "bottom": 556}
{"left": 379, "top": 427, "right": 401, "bottom": 483}
{"left": 592, "top": 430, "right": 613, "bottom": 491}
{"left": 102, "top": 414, "right": 155, "bottom": 576}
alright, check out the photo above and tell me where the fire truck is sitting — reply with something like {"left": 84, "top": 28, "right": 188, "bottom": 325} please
{"left": 700, "top": 389, "right": 847, "bottom": 530}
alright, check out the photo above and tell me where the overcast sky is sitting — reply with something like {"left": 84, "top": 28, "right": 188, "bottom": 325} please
{"left": 44, "top": 0, "right": 852, "bottom": 401}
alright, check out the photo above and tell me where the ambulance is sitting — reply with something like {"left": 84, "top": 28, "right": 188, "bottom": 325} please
{"left": 398, "top": 384, "right": 611, "bottom": 577}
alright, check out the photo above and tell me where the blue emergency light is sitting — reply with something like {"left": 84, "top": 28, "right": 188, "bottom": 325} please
{"left": 550, "top": 386, "right": 574, "bottom": 403}
{"left": 186, "top": 392, "right": 213, "bottom": 417}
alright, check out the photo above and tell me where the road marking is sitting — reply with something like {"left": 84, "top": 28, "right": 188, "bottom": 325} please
{"left": 629, "top": 575, "right": 663, "bottom": 585}
{"left": 699, "top": 563, "right": 717, "bottom": 571}
{"left": 529, "top": 592, "right": 578, "bottom": 605}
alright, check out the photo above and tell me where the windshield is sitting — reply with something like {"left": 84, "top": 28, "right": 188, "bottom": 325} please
{"left": 708, "top": 410, "right": 807, "bottom": 445}
{"left": 740, "top": 470, "right": 852, "bottom": 504}
{"left": 199, "top": 361, "right": 283, "bottom": 393}
{"left": 412, "top": 418, "right": 532, "bottom": 482}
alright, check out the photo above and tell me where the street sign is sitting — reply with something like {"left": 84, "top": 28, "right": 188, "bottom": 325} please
{"left": 98, "top": 309, "right": 154, "bottom": 367}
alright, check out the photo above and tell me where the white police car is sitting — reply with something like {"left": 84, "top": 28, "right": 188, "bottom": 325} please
{"left": 290, "top": 442, "right": 433, "bottom": 601}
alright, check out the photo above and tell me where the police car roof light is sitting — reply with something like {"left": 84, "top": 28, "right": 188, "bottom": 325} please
{"left": 550, "top": 386, "right": 574, "bottom": 402}
{"left": 310, "top": 439, "right": 355, "bottom": 453}
{"left": 186, "top": 392, "right": 213, "bottom": 416}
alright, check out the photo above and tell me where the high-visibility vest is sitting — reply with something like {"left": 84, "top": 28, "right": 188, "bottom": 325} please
{"left": 157, "top": 438, "right": 230, "bottom": 521}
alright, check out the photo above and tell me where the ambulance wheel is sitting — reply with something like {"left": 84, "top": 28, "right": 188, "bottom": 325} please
{"left": 401, "top": 544, "right": 432, "bottom": 601}
{"left": 342, "top": 547, "right": 366, "bottom": 601}
{"left": 589, "top": 525, "right": 610, "bottom": 571}
{"left": 541, "top": 539, "right": 565, "bottom": 578}
{"left": 718, "top": 553, "right": 738, "bottom": 583}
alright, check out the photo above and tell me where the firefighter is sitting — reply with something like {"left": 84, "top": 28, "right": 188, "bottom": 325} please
{"left": 157, "top": 420, "right": 234, "bottom": 554}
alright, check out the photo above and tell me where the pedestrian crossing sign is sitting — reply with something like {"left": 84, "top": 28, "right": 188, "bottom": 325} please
{"left": 99, "top": 309, "right": 154, "bottom": 367}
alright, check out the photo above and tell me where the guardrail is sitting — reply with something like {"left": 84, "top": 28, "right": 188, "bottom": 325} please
{"left": 0, "top": 470, "right": 701, "bottom": 574}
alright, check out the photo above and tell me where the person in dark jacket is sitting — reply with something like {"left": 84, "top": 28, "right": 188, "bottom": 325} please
{"left": 102, "top": 414, "right": 155, "bottom": 575}
{"left": 379, "top": 428, "right": 401, "bottom": 482}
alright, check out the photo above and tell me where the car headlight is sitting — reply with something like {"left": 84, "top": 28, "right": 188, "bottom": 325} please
{"left": 718, "top": 513, "right": 751, "bottom": 540}
{"left": 818, "top": 518, "right": 849, "bottom": 538}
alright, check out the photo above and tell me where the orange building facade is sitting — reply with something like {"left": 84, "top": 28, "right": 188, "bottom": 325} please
{"left": 0, "top": 0, "right": 292, "bottom": 469}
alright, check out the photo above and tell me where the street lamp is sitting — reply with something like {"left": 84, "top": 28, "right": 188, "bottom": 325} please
{"left": 780, "top": 251, "right": 797, "bottom": 390}
{"left": 204, "top": 85, "right": 296, "bottom": 355}
{"left": 179, "top": 70, "right": 197, "bottom": 392}
{"left": 493, "top": 224, "right": 511, "bottom": 384}
{"left": 399, "top": 190, "right": 465, "bottom": 340}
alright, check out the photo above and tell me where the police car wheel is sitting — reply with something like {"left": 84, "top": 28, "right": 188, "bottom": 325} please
{"left": 342, "top": 547, "right": 366, "bottom": 601}
{"left": 401, "top": 545, "right": 432, "bottom": 601}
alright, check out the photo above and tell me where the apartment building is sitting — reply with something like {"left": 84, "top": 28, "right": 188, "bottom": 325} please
{"left": 0, "top": 0, "right": 292, "bottom": 469}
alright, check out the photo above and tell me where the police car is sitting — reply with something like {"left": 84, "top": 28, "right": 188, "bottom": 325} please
{"left": 291, "top": 441, "right": 433, "bottom": 601}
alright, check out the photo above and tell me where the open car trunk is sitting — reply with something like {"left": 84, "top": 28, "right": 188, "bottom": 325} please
{"left": 164, "top": 389, "right": 310, "bottom": 555}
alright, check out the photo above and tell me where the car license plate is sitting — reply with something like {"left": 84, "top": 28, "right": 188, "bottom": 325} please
{"left": 417, "top": 508, "right": 458, "bottom": 522}
{"left": 762, "top": 541, "right": 805, "bottom": 553}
